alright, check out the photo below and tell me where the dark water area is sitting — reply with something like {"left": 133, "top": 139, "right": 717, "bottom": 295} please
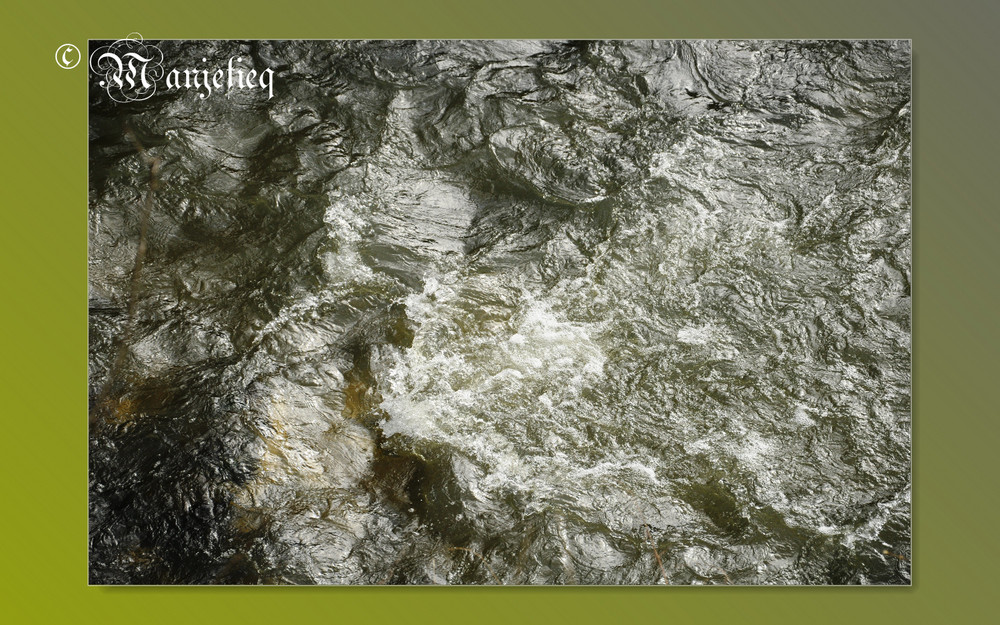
{"left": 89, "top": 40, "right": 911, "bottom": 584}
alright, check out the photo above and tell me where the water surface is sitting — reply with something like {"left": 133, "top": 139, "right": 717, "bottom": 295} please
{"left": 89, "top": 40, "right": 911, "bottom": 584}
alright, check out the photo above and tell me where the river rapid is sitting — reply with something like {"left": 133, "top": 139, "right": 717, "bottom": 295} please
{"left": 89, "top": 40, "right": 911, "bottom": 585}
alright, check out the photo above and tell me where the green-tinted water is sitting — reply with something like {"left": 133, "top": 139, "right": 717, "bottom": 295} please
{"left": 89, "top": 40, "right": 910, "bottom": 584}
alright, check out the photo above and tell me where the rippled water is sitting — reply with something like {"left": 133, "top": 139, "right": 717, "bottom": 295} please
{"left": 89, "top": 40, "right": 911, "bottom": 585}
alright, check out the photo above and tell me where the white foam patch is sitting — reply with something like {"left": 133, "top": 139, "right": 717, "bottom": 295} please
{"left": 677, "top": 324, "right": 713, "bottom": 345}
{"left": 373, "top": 273, "right": 638, "bottom": 500}
{"left": 677, "top": 323, "right": 740, "bottom": 360}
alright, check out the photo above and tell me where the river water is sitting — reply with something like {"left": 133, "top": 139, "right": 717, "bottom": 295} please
{"left": 88, "top": 40, "right": 911, "bottom": 584}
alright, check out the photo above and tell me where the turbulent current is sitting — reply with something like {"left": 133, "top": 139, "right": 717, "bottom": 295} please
{"left": 88, "top": 40, "right": 911, "bottom": 585}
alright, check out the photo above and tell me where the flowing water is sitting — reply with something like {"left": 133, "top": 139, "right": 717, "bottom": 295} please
{"left": 88, "top": 40, "right": 911, "bottom": 585}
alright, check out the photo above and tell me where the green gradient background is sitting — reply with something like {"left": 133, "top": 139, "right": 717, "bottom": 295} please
{"left": 1, "top": 1, "right": 995, "bottom": 622}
